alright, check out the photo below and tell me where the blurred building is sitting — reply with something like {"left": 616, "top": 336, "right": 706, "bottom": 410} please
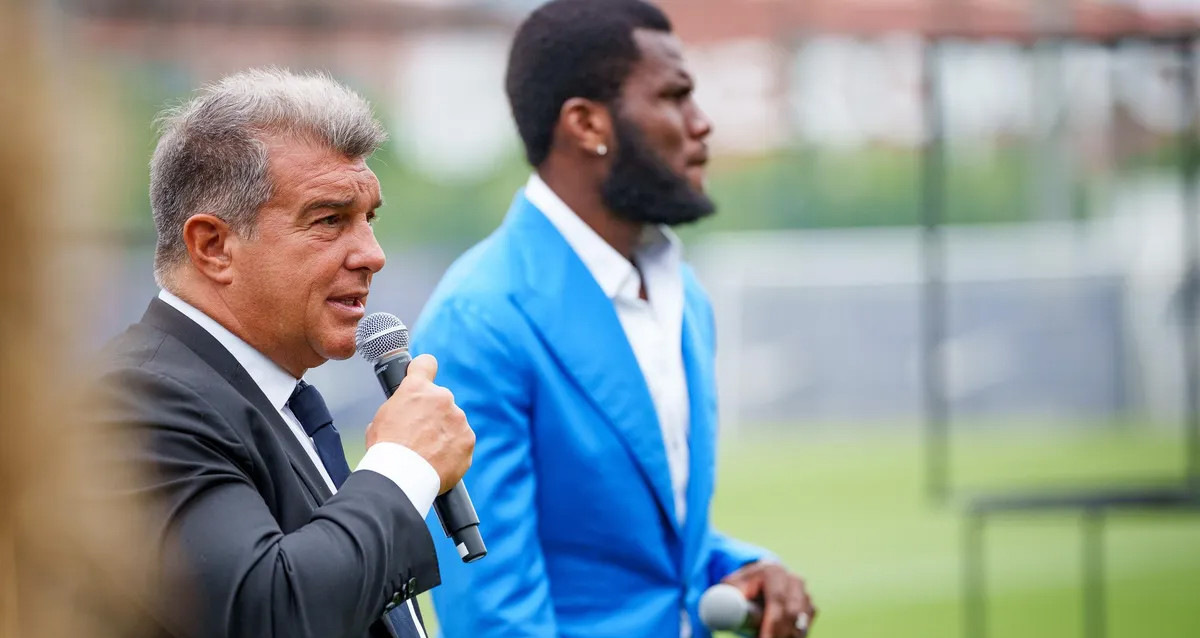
{"left": 61, "top": 0, "right": 1200, "bottom": 171}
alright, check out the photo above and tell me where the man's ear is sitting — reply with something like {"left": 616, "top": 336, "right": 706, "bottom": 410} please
{"left": 181, "top": 214, "right": 238, "bottom": 285}
{"left": 559, "top": 97, "right": 613, "bottom": 157}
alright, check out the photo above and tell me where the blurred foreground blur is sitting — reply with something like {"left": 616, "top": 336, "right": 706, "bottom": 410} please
{"left": 1, "top": 3, "right": 149, "bottom": 638}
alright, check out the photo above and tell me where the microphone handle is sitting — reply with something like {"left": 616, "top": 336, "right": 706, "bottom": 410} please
{"left": 741, "top": 600, "right": 763, "bottom": 636}
{"left": 375, "top": 351, "right": 487, "bottom": 563}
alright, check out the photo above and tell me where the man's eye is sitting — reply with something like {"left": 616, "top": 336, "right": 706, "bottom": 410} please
{"left": 366, "top": 211, "right": 378, "bottom": 226}
{"left": 318, "top": 215, "right": 340, "bottom": 227}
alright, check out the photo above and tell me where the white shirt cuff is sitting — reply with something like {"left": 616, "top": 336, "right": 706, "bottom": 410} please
{"left": 356, "top": 442, "right": 440, "bottom": 519}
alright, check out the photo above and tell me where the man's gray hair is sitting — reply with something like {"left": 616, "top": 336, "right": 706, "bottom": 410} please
{"left": 149, "top": 67, "right": 387, "bottom": 286}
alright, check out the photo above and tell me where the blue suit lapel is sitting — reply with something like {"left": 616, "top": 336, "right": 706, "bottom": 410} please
{"left": 681, "top": 289, "right": 716, "bottom": 571}
{"left": 505, "top": 194, "right": 683, "bottom": 537}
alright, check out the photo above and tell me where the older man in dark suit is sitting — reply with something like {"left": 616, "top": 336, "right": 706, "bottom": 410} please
{"left": 95, "top": 68, "right": 474, "bottom": 638}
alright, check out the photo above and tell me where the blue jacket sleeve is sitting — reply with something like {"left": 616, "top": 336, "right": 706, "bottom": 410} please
{"left": 413, "top": 299, "right": 560, "bottom": 638}
{"left": 691, "top": 276, "right": 776, "bottom": 585}
{"left": 705, "top": 528, "right": 775, "bottom": 585}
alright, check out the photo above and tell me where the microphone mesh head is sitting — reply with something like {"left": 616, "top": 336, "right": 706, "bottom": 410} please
{"left": 698, "top": 584, "right": 749, "bottom": 631}
{"left": 355, "top": 312, "right": 409, "bottom": 362}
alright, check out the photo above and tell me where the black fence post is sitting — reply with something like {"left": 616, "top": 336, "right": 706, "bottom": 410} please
{"left": 1178, "top": 36, "right": 1200, "bottom": 491}
{"left": 962, "top": 512, "right": 986, "bottom": 638}
{"left": 1081, "top": 509, "right": 1107, "bottom": 638}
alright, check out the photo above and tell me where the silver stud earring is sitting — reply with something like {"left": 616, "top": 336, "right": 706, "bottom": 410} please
{"left": 596, "top": 144, "right": 608, "bottom": 157}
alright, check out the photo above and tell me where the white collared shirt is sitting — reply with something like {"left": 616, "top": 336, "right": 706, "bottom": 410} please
{"left": 525, "top": 173, "right": 691, "bottom": 525}
{"left": 158, "top": 289, "right": 435, "bottom": 636}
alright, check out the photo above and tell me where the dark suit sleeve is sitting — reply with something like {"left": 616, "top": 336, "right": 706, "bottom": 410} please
{"left": 97, "top": 365, "right": 438, "bottom": 638}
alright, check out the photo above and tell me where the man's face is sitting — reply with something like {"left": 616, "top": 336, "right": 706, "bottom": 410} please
{"left": 226, "top": 136, "right": 385, "bottom": 375}
{"left": 601, "top": 29, "right": 715, "bottom": 226}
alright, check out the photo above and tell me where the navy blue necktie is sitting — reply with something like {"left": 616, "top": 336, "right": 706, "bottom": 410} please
{"left": 287, "top": 381, "right": 422, "bottom": 638}
{"left": 288, "top": 380, "right": 352, "bottom": 488}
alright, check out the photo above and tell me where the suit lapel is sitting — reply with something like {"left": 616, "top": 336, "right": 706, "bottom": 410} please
{"left": 680, "top": 286, "right": 716, "bottom": 570}
{"left": 505, "top": 195, "right": 682, "bottom": 537}
{"left": 140, "top": 298, "right": 333, "bottom": 504}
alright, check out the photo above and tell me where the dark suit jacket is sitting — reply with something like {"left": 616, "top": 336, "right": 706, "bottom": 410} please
{"left": 95, "top": 298, "right": 439, "bottom": 638}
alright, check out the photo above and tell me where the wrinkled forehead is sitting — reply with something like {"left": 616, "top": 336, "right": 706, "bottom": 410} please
{"left": 262, "top": 135, "right": 380, "bottom": 205}
{"left": 263, "top": 135, "right": 370, "bottom": 177}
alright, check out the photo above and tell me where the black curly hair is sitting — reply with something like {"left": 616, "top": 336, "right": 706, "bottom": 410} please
{"left": 505, "top": 0, "right": 672, "bottom": 167}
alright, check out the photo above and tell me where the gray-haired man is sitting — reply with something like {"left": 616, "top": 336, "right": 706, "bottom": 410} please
{"left": 96, "top": 68, "right": 474, "bottom": 638}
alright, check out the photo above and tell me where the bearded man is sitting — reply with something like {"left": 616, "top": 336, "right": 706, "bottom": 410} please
{"left": 412, "top": 2, "right": 815, "bottom": 638}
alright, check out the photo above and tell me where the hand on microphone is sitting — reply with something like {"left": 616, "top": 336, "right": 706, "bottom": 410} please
{"left": 721, "top": 561, "right": 816, "bottom": 638}
{"left": 366, "top": 354, "right": 475, "bottom": 494}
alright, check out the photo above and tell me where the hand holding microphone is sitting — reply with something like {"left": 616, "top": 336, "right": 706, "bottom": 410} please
{"left": 700, "top": 562, "right": 815, "bottom": 638}
{"left": 366, "top": 354, "right": 473, "bottom": 493}
{"left": 357, "top": 313, "right": 486, "bottom": 563}
{"left": 699, "top": 584, "right": 764, "bottom": 636}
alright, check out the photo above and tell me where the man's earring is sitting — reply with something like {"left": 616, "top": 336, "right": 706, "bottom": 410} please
{"left": 596, "top": 144, "right": 608, "bottom": 157}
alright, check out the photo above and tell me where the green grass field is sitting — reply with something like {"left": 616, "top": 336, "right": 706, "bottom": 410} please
{"left": 370, "top": 425, "right": 1199, "bottom": 638}
{"left": 708, "top": 425, "right": 1199, "bottom": 638}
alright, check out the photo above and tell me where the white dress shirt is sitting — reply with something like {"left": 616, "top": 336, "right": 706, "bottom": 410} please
{"left": 158, "top": 289, "right": 435, "bottom": 636}
{"left": 525, "top": 173, "right": 691, "bottom": 524}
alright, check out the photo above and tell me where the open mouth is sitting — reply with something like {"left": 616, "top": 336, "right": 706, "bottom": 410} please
{"left": 328, "top": 295, "right": 366, "bottom": 310}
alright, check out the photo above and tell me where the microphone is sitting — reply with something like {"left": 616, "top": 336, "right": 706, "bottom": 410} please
{"left": 356, "top": 312, "right": 487, "bottom": 563}
{"left": 698, "top": 584, "right": 762, "bottom": 636}
{"left": 699, "top": 583, "right": 812, "bottom": 637}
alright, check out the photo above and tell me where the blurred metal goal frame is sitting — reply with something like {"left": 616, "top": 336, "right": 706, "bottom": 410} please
{"left": 913, "top": 18, "right": 1200, "bottom": 638}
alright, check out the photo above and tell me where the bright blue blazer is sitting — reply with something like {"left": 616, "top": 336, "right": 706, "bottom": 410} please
{"left": 412, "top": 191, "right": 770, "bottom": 638}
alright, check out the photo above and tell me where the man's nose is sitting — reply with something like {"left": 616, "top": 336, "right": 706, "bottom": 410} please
{"left": 689, "top": 102, "right": 713, "bottom": 140}
{"left": 347, "top": 220, "right": 386, "bottom": 274}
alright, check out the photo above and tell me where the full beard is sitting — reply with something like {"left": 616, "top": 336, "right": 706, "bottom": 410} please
{"left": 600, "top": 114, "right": 716, "bottom": 227}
